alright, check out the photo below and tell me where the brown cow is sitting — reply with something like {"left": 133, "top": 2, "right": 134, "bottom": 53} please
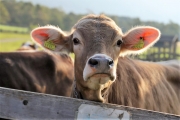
{"left": 31, "top": 14, "right": 180, "bottom": 115}
{"left": 16, "top": 41, "right": 39, "bottom": 51}
{"left": 0, "top": 51, "right": 74, "bottom": 97}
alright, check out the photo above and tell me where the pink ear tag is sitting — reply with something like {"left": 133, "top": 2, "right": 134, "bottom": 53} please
{"left": 132, "top": 37, "right": 144, "bottom": 50}
{"left": 44, "top": 40, "right": 56, "bottom": 50}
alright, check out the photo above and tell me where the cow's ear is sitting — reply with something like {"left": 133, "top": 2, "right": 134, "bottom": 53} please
{"left": 120, "top": 26, "right": 160, "bottom": 56}
{"left": 31, "top": 26, "right": 73, "bottom": 53}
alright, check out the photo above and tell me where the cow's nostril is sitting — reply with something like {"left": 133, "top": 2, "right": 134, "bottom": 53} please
{"left": 108, "top": 59, "right": 114, "bottom": 66}
{"left": 88, "top": 58, "right": 99, "bottom": 66}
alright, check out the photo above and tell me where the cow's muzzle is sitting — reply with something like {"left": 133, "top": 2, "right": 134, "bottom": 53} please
{"left": 88, "top": 56, "right": 114, "bottom": 69}
{"left": 83, "top": 54, "right": 116, "bottom": 81}
{"left": 82, "top": 54, "right": 116, "bottom": 102}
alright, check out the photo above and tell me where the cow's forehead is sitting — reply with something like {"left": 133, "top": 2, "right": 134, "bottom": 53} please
{"left": 73, "top": 19, "right": 121, "bottom": 47}
{"left": 73, "top": 15, "right": 122, "bottom": 34}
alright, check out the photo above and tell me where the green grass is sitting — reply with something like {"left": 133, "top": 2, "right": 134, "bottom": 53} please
{"left": 0, "top": 24, "right": 29, "bottom": 33}
{"left": 177, "top": 47, "right": 180, "bottom": 53}
{"left": 0, "top": 39, "right": 32, "bottom": 52}
{"left": 0, "top": 32, "right": 31, "bottom": 52}
{"left": 0, "top": 32, "right": 30, "bottom": 40}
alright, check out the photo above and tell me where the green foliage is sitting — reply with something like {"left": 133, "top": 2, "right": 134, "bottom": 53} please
{"left": 110, "top": 16, "right": 180, "bottom": 36}
{"left": 0, "top": 0, "right": 179, "bottom": 36}
{"left": 0, "top": 2, "right": 10, "bottom": 24}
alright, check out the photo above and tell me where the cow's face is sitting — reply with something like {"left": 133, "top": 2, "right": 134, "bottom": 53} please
{"left": 31, "top": 14, "right": 160, "bottom": 102}
{"left": 71, "top": 16, "right": 123, "bottom": 101}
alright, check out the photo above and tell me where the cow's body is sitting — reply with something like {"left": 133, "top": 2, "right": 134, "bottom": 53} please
{"left": 31, "top": 14, "right": 180, "bottom": 115}
{"left": 157, "top": 60, "right": 180, "bottom": 70}
{"left": 0, "top": 51, "right": 74, "bottom": 97}
{"left": 107, "top": 58, "right": 180, "bottom": 114}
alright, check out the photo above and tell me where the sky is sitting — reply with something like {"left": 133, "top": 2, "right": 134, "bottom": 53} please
{"left": 19, "top": 0, "right": 180, "bottom": 25}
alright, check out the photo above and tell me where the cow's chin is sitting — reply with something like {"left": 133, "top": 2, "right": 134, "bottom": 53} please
{"left": 83, "top": 74, "right": 114, "bottom": 102}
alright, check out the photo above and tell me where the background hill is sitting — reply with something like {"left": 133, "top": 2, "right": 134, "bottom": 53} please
{"left": 0, "top": 0, "right": 179, "bottom": 36}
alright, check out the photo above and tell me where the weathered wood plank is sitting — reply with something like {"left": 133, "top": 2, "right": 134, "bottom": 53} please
{"left": 0, "top": 87, "right": 180, "bottom": 120}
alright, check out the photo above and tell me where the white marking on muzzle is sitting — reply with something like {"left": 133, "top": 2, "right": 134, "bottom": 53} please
{"left": 83, "top": 53, "right": 114, "bottom": 81}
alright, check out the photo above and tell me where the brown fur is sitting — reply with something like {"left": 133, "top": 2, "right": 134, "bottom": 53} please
{"left": 72, "top": 15, "right": 180, "bottom": 115}
{"left": 31, "top": 14, "right": 180, "bottom": 115}
{"left": 108, "top": 58, "right": 180, "bottom": 115}
{"left": 0, "top": 51, "right": 74, "bottom": 97}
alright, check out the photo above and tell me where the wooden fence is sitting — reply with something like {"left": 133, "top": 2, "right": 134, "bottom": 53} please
{"left": 135, "top": 35, "right": 180, "bottom": 61}
{"left": 0, "top": 87, "right": 180, "bottom": 120}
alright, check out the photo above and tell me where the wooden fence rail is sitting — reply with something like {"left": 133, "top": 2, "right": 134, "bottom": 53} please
{"left": 0, "top": 87, "right": 180, "bottom": 120}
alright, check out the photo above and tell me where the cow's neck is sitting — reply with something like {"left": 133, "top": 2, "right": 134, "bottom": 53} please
{"left": 72, "top": 79, "right": 83, "bottom": 99}
{"left": 72, "top": 78, "right": 110, "bottom": 102}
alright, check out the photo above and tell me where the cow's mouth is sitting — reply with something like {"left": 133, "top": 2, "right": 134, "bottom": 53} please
{"left": 82, "top": 73, "right": 114, "bottom": 102}
{"left": 86, "top": 73, "right": 114, "bottom": 90}
{"left": 101, "top": 87, "right": 108, "bottom": 99}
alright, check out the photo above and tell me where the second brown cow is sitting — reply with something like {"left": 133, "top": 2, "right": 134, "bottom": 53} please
{"left": 0, "top": 51, "right": 74, "bottom": 97}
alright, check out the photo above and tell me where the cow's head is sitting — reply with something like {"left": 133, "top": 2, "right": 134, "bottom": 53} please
{"left": 31, "top": 14, "right": 160, "bottom": 102}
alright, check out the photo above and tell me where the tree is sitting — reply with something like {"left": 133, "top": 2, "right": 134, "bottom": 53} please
{"left": 0, "top": 2, "right": 10, "bottom": 24}
{"left": 1, "top": 0, "right": 179, "bottom": 36}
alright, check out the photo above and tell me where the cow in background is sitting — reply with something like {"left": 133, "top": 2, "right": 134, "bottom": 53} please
{"left": 0, "top": 51, "right": 74, "bottom": 97}
{"left": 31, "top": 14, "right": 180, "bottom": 115}
{"left": 16, "top": 41, "right": 39, "bottom": 51}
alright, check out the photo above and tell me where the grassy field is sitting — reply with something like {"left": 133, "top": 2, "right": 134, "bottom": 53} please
{"left": 0, "top": 32, "right": 30, "bottom": 40}
{"left": 0, "top": 32, "right": 31, "bottom": 52}
{"left": 0, "top": 32, "right": 76, "bottom": 58}
{"left": 0, "top": 24, "right": 29, "bottom": 33}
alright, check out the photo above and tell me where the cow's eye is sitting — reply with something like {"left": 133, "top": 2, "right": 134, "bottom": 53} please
{"left": 73, "top": 38, "right": 80, "bottom": 45}
{"left": 116, "top": 40, "right": 123, "bottom": 47}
